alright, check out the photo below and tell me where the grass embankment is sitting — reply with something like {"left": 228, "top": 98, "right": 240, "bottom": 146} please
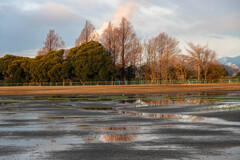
{"left": 0, "top": 84, "right": 240, "bottom": 96}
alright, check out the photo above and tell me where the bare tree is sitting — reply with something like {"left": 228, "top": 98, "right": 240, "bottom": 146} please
{"left": 154, "top": 33, "right": 180, "bottom": 81}
{"left": 117, "top": 17, "right": 137, "bottom": 82}
{"left": 202, "top": 49, "right": 217, "bottom": 80}
{"left": 127, "top": 37, "right": 142, "bottom": 68}
{"left": 37, "top": 29, "right": 65, "bottom": 56}
{"left": 137, "top": 39, "right": 145, "bottom": 80}
{"left": 75, "top": 20, "right": 98, "bottom": 46}
{"left": 170, "top": 54, "right": 191, "bottom": 81}
{"left": 145, "top": 38, "right": 158, "bottom": 83}
{"left": 185, "top": 42, "right": 207, "bottom": 81}
{"left": 145, "top": 33, "right": 180, "bottom": 82}
{"left": 100, "top": 21, "right": 120, "bottom": 70}
{"left": 37, "top": 47, "right": 48, "bottom": 56}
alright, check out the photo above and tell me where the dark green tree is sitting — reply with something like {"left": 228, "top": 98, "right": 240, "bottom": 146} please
{"left": 0, "top": 55, "right": 24, "bottom": 80}
{"left": 236, "top": 72, "right": 240, "bottom": 77}
{"left": 6, "top": 58, "right": 31, "bottom": 83}
{"left": 30, "top": 49, "right": 64, "bottom": 82}
{"left": 68, "top": 41, "right": 114, "bottom": 82}
{"left": 126, "top": 65, "right": 136, "bottom": 81}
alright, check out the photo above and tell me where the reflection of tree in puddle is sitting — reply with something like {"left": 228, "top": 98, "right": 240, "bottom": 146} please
{"left": 119, "top": 111, "right": 208, "bottom": 122}
{"left": 138, "top": 98, "right": 214, "bottom": 106}
{"left": 84, "top": 126, "right": 139, "bottom": 143}
{"left": 101, "top": 134, "right": 136, "bottom": 142}
{"left": 101, "top": 126, "right": 139, "bottom": 142}
{"left": 51, "top": 139, "right": 56, "bottom": 143}
{"left": 227, "top": 93, "right": 240, "bottom": 96}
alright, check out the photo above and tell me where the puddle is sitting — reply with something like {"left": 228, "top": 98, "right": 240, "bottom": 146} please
{"left": 152, "top": 125, "right": 178, "bottom": 128}
{"left": 1, "top": 91, "right": 240, "bottom": 159}
{"left": 206, "top": 104, "right": 240, "bottom": 111}
{"left": 81, "top": 126, "right": 141, "bottom": 143}
{"left": 116, "top": 95, "right": 217, "bottom": 107}
{"left": 0, "top": 108, "right": 24, "bottom": 111}
{"left": 135, "top": 112, "right": 208, "bottom": 122}
{"left": 100, "top": 126, "right": 139, "bottom": 132}
{"left": 117, "top": 110, "right": 210, "bottom": 122}
{"left": 0, "top": 112, "right": 17, "bottom": 114}
{"left": 132, "top": 144, "right": 183, "bottom": 151}
{"left": 39, "top": 116, "right": 85, "bottom": 119}
{"left": 45, "top": 125, "right": 67, "bottom": 131}
{"left": 118, "top": 100, "right": 137, "bottom": 104}
{"left": 76, "top": 124, "right": 92, "bottom": 127}
{"left": 138, "top": 98, "right": 215, "bottom": 106}
{"left": 81, "top": 107, "right": 114, "bottom": 110}
{"left": 100, "top": 134, "right": 137, "bottom": 143}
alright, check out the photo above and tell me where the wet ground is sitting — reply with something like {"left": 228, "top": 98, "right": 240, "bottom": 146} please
{"left": 0, "top": 92, "right": 240, "bottom": 160}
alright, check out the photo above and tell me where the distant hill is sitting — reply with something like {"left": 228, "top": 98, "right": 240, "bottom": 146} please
{"left": 219, "top": 56, "right": 240, "bottom": 76}
{"left": 219, "top": 56, "right": 240, "bottom": 66}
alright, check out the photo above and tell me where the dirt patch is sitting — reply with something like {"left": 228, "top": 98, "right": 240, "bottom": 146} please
{"left": 0, "top": 84, "right": 240, "bottom": 96}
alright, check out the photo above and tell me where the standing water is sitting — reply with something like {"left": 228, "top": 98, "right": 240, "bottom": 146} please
{"left": 0, "top": 92, "right": 240, "bottom": 159}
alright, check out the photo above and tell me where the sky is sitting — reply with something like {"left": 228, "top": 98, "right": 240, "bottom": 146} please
{"left": 0, "top": 0, "right": 239, "bottom": 58}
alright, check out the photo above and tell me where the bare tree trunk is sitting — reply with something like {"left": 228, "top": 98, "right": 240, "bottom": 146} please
{"left": 198, "top": 62, "right": 201, "bottom": 82}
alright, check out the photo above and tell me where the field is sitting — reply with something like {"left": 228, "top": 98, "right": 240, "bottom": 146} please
{"left": 1, "top": 84, "right": 240, "bottom": 159}
{"left": 0, "top": 91, "right": 240, "bottom": 159}
{"left": 0, "top": 83, "right": 240, "bottom": 96}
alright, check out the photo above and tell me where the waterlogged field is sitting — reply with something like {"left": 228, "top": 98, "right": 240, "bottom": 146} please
{"left": 0, "top": 92, "right": 240, "bottom": 160}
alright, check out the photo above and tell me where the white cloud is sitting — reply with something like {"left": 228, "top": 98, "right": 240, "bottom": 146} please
{"left": 0, "top": 0, "right": 239, "bottom": 58}
{"left": 22, "top": 2, "right": 41, "bottom": 11}
{"left": 177, "top": 33, "right": 240, "bottom": 58}
{"left": 140, "top": 5, "right": 174, "bottom": 16}
{"left": 6, "top": 49, "right": 39, "bottom": 58}
{"left": 28, "top": 3, "right": 80, "bottom": 24}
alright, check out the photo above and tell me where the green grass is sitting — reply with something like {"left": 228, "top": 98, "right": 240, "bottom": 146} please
{"left": 0, "top": 102, "right": 17, "bottom": 105}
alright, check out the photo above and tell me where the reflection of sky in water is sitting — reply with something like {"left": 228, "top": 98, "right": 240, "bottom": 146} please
{"left": 132, "top": 144, "right": 184, "bottom": 151}
{"left": 0, "top": 92, "right": 240, "bottom": 159}
{"left": 0, "top": 136, "right": 84, "bottom": 160}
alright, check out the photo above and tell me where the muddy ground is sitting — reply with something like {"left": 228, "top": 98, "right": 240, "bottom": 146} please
{"left": 0, "top": 91, "right": 240, "bottom": 160}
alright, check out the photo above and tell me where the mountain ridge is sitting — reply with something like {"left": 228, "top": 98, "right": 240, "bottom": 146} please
{"left": 218, "top": 56, "right": 240, "bottom": 66}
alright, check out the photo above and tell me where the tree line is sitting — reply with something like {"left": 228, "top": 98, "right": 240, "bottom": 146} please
{"left": 0, "top": 17, "right": 228, "bottom": 83}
